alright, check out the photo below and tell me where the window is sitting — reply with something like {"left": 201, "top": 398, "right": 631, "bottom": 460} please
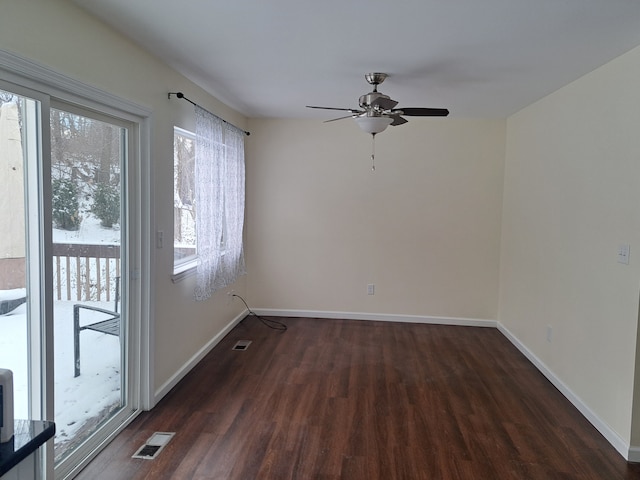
{"left": 172, "top": 123, "right": 244, "bottom": 286}
{"left": 173, "top": 127, "right": 196, "bottom": 272}
{"left": 172, "top": 108, "right": 245, "bottom": 292}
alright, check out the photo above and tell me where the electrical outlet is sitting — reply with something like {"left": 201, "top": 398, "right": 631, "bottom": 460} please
{"left": 367, "top": 284, "right": 375, "bottom": 295}
{"left": 546, "top": 325, "right": 552, "bottom": 343}
{"left": 227, "top": 290, "right": 236, "bottom": 303}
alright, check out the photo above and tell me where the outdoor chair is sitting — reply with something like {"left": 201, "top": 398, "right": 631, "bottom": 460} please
{"left": 73, "top": 277, "right": 120, "bottom": 377}
{"left": 0, "top": 296, "right": 26, "bottom": 315}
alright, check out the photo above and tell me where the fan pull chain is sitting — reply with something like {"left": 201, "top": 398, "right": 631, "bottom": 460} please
{"left": 371, "top": 133, "right": 376, "bottom": 172}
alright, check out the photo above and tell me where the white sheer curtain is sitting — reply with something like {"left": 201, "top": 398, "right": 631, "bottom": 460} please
{"left": 194, "top": 105, "right": 246, "bottom": 301}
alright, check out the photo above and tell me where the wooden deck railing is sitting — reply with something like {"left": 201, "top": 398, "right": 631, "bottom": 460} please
{"left": 52, "top": 243, "right": 120, "bottom": 302}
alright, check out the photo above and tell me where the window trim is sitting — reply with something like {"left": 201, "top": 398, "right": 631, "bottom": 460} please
{"left": 171, "top": 259, "right": 198, "bottom": 283}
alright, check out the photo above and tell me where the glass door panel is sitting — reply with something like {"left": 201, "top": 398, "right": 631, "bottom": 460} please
{"left": 49, "top": 106, "right": 127, "bottom": 463}
{"left": 0, "top": 89, "right": 40, "bottom": 422}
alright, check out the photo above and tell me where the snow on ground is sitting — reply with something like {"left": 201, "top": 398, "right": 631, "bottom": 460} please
{"left": 0, "top": 300, "right": 121, "bottom": 450}
{"left": 53, "top": 213, "right": 120, "bottom": 245}
{"left": 0, "top": 288, "right": 26, "bottom": 301}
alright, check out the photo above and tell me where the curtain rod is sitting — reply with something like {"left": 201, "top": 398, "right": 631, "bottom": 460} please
{"left": 168, "top": 92, "right": 250, "bottom": 136}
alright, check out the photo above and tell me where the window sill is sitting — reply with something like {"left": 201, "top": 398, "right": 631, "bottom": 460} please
{"left": 171, "top": 260, "right": 197, "bottom": 283}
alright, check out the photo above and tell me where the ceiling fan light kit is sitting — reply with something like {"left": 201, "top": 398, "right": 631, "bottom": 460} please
{"left": 354, "top": 115, "right": 393, "bottom": 134}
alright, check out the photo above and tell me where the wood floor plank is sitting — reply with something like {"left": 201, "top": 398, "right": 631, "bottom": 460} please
{"left": 76, "top": 317, "right": 640, "bottom": 479}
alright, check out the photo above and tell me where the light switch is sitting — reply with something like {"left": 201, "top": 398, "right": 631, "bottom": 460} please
{"left": 618, "top": 244, "right": 630, "bottom": 265}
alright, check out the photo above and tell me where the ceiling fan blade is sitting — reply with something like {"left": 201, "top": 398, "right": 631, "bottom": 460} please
{"left": 324, "top": 115, "right": 355, "bottom": 123}
{"left": 395, "top": 107, "right": 449, "bottom": 117}
{"left": 389, "top": 115, "right": 408, "bottom": 126}
{"left": 370, "top": 97, "right": 398, "bottom": 110}
{"left": 306, "top": 105, "right": 361, "bottom": 113}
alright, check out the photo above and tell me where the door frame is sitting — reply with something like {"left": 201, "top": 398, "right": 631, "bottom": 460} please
{"left": 0, "top": 49, "right": 153, "bottom": 479}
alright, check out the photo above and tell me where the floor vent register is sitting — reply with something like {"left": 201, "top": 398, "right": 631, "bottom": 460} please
{"left": 232, "top": 340, "right": 252, "bottom": 351}
{"left": 132, "top": 432, "right": 175, "bottom": 460}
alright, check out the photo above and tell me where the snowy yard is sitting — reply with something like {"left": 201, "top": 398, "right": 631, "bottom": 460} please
{"left": 0, "top": 297, "right": 121, "bottom": 455}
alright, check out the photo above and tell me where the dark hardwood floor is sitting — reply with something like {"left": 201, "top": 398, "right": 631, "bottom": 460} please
{"left": 76, "top": 316, "right": 640, "bottom": 479}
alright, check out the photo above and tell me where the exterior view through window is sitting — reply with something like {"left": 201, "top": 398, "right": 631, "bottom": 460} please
{"left": 174, "top": 127, "right": 196, "bottom": 270}
{"left": 50, "top": 106, "right": 126, "bottom": 463}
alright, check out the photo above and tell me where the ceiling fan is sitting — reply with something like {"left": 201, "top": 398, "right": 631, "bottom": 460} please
{"left": 306, "top": 73, "right": 449, "bottom": 136}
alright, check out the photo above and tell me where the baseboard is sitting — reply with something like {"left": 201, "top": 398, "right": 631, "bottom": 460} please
{"left": 497, "top": 322, "right": 631, "bottom": 461}
{"left": 628, "top": 446, "right": 640, "bottom": 463}
{"left": 252, "top": 308, "right": 497, "bottom": 328}
{"left": 153, "top": 308, "right": 248, "bottom": 404}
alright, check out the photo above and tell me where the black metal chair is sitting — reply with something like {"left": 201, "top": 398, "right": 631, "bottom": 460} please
{"left": 0, "top": 296, "right": 26, "bottom": 315}
{"left": 73, "top": 277, "right": 120, "bottom": 377}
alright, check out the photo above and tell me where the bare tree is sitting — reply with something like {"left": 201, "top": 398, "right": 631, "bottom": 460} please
{"left": 174, "top": 133, "right": 195, "bottom": 242}
{"left": 50, "top": 108, "right": 122, "bottom": 229}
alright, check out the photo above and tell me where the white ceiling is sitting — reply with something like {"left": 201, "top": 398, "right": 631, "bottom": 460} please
{"left": 73, "top": 0, "right": 640, "bottom": 119}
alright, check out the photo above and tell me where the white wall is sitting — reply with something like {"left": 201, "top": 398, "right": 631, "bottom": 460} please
{"left": 246, "top": 117, "right": 506, "bottom": 320}
{"left": 0, "top": 0, "right": 249, "bottom": 399}
{"left": 499, "top": 44, "right": 640, "bottom": 447}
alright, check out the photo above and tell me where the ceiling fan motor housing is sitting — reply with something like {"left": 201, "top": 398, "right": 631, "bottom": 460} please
{"left": 359, "top": 92, "right": 391, "bottom": 111}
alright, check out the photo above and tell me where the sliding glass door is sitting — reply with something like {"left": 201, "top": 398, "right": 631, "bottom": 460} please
{"left": 0, "top": 81, "right": 140, "bottom": 479}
